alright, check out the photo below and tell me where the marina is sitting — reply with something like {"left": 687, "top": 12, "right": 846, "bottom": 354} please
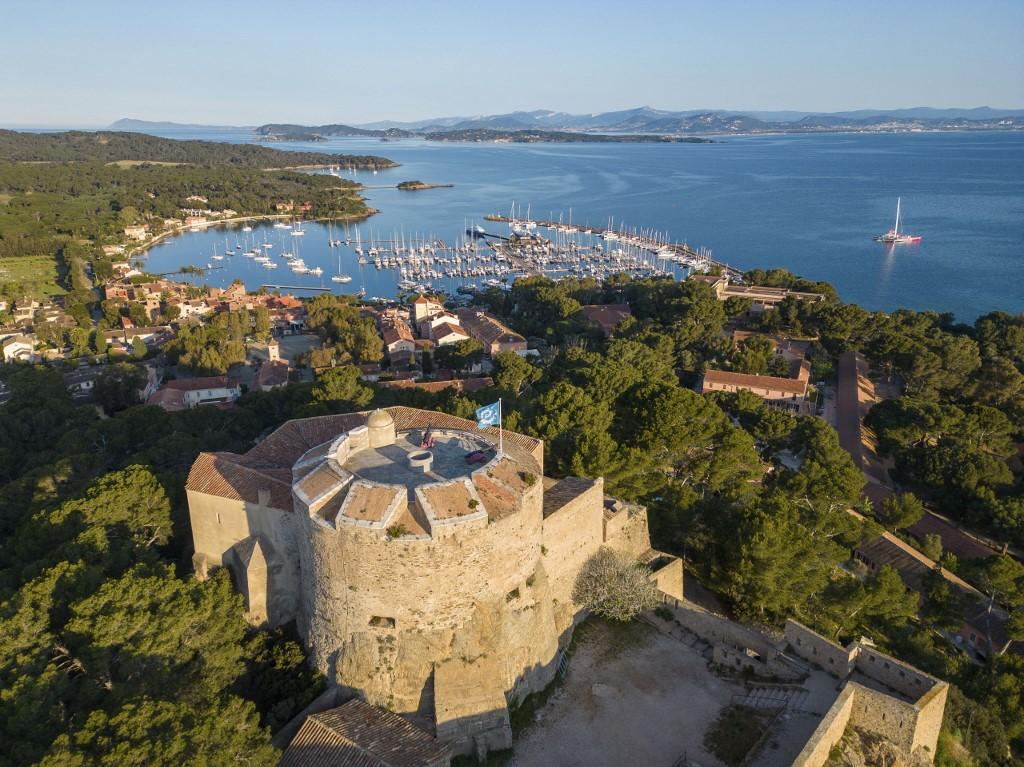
{"left": 133, "top": 132, "right": 1024, "bottom": 320}
{"left": 131, "top": 206, "right": 724, "bottom": 301}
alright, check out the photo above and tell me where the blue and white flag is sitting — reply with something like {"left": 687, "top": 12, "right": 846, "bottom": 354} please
{"left": 475, "top": 401, "right": 501, "bottom": 429}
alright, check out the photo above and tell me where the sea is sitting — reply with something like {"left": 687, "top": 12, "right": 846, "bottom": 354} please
{"left": 133, "top": 129, "right": 1024, "bottom": 323}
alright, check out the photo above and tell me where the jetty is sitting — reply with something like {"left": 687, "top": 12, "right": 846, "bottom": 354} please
{"left": 483, "top": 214, "right": 743, "bottom": 279}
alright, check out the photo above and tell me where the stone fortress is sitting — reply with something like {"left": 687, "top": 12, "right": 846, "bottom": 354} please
{"left": 186, "top": 405, "right": 946, "bottom": 764}
{"left": 186, "top": 406, "right": 682, "bottom": 754}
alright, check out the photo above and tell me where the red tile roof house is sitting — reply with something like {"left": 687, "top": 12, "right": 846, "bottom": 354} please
{"left": 255, "top": 361, "right": 291, "bottom": 392}
{"left": 431, "top": 322, "right": 471, "bottom": 347}
{"left": 700, "top": 359, "right": 812, "bottom": 413}
{"left": 455, "top": 309, "right": 527, "bottom": 356}
{"left": 579, "top": 304, "right": 631, "bottom": 338}
{"left": 146, "top": 376, "right": 241, "bottom": 412}
{"left": 381, "top": 321, "right": 416, "bottom": 358}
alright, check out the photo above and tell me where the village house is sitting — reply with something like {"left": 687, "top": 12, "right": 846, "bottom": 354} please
{"left": 123, "top": 224, "right": 149, "bottom": 241}
{"left": 2, "top": 334, "right": 36, "bottom": 363}
{"left": 13, "top": 298, "right": 39, "bottom": 324}
{"left": 255, "top": 360, "right": 291, "bottom": 392}
{"left": 104, "top": 325, "right": 173, "bottom": 350}
{"left": 431, "top": 321, "right": 471, "bottom": 348}
{"left": 101, "top": 244, "right": 125, "bottom": 257}
{"left": 411, "top": 294, "right": 445, "bottom": 324}
{"left": 455, "top": 308, "right": 527, "bottom": 356}
{"left": 853, "top": 531, "right": 1017, "bottom": 660}
{"left": 700, "top": 358, "right": 812, "bottom": 412}
{"left": 380, "top": 316, "right": 416, "bottom": 361}
{"left": 579, "top": 303, "right": 632, "bottom": 338}
{"left": 417, "top": 310, "right": 460, "bottom": 339}
{"left": 146, "top": 376, "right": 241, "bottom": 412}
{"left": 184, "top": 215, "right": 207, "bottom": 229}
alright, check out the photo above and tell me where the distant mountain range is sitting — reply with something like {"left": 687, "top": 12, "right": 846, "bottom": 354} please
{"left": 109, "top": 106, "right": 1024, "bottom": 139}
{"left": 109, "top": 118, "right": 254, "bottom": 132}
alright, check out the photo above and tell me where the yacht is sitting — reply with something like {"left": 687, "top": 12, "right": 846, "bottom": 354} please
{"left": 875, "top": 198, "right": 922, "bottom": 244}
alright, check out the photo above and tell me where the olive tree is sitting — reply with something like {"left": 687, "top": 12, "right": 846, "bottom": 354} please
{"left": 573, "top": 548, "right": 659, "bottom": 622}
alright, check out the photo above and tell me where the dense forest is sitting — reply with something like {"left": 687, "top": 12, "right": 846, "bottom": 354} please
{"left": 0, "top": 130, "right": 395, "bottom": 168}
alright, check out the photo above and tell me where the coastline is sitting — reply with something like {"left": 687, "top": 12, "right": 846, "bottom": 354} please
{"left": 126, "top": 209, "right": 379, "bottom": 261}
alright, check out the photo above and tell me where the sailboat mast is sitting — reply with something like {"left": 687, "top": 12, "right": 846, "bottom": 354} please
{"left": 895, "top": 197, "right": 901, "bottom": 236}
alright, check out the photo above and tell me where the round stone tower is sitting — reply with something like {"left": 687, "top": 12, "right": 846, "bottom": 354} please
{"left": 290, "top": 414, "right": 557, "bottom": 727}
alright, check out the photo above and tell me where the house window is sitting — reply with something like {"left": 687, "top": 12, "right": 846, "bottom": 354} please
{"left": 369, "top": 616, "right": 396, "bottom": 629}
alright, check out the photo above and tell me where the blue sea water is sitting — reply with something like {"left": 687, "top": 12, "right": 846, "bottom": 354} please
{"left": 137, "top": 130, "right": 1024, "bottom": 322}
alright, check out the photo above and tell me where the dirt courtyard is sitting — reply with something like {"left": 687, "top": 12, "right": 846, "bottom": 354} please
{"left": 508, "top": 619, "right": 743, "bottom": 767}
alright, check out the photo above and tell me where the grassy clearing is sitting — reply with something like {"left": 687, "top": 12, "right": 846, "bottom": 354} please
{"left": 0, "top": 194, "right": 11, "bottom": 205}
{"left": 0, "top": 255, "right": 64, "bottom": 299}
{"left": 704, "top": 704, "right": 772, "bottom": 767}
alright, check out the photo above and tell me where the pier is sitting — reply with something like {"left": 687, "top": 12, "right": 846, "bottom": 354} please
{"left": 483, "top": 214, "right": 743, "bottom": 279}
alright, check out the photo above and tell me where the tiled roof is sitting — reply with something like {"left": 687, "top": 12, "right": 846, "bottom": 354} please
{"left": 542, "top": 477, "right": 599, "bottom": 518}
{"left": 280, "top": 699, "right": 449, "bottom": 767}
{"left": 185, "top": 407, "right": 543, "bottom": 510}
{"left": 186, "top": 452, "right": 294, "bottom": 510}
{"left": 906, "top": 511, "right": 996, "bottom": 561}
{"left": 701, "top": 368, "right": 808, "bottom": 396}
{"left": 455, "top": 309, "right": 525, "bottom": 347}
{"left": 580, "top": 304, "right": 631, "bottom": 336}
{"left": 432, "top": 323, "right": 468, "bottom": 342}
{"left": 165, "top": 376, "right": 239, "bottom": 391}
{"left": 256, "top": 360, "right": 290, "bottom": 388}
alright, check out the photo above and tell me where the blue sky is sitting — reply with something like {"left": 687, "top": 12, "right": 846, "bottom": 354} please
{"left": 2, "top": 0, "right": 1021, "bottom": 126}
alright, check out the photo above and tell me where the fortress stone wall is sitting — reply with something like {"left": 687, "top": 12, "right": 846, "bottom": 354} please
{"left": 786, "top": 620, "right": 948, "bottom": 766}
{"left": 185, "top": 406, "right": 678, "bottom": 757}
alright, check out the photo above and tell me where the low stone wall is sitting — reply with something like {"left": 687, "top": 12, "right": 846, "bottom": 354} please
{"left": 667, "top": 601, "right": 778, "bottom": 658}
{"left": 648, "top": 556, "right": 684, "bottom": 603}
{"left": 854, "top": 646, "right": 939, "bottom": 701}
{"left": 784, "top": 620, "right": 857, "bottom": 678}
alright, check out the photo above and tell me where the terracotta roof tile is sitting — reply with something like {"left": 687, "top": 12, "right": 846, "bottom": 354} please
{"left": 280, "top": 699, "right": 449, "bottom": 767}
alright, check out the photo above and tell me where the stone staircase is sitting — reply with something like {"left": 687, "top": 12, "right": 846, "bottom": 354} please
{"left": 740, "top": 685, "right": 814, "bottom": 714}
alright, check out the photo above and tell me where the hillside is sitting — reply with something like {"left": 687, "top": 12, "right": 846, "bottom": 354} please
{"left": 0, "top": 130, "right": 396, "bottom": 168}
{"left": 255, "top": 123, "right": 414, "bottom": 139}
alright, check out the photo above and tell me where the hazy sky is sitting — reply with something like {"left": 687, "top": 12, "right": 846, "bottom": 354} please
{"left": 2, "top": 0, "right": 1022, "bottom": 126}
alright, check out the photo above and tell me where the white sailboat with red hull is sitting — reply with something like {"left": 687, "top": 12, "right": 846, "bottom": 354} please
{"left": 875, "top": 197, "right": 922, "bottom": 244}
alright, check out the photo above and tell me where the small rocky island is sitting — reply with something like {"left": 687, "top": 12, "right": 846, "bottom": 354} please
{"left": 397, "top": 180, "right": 453, "bottom": 190}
